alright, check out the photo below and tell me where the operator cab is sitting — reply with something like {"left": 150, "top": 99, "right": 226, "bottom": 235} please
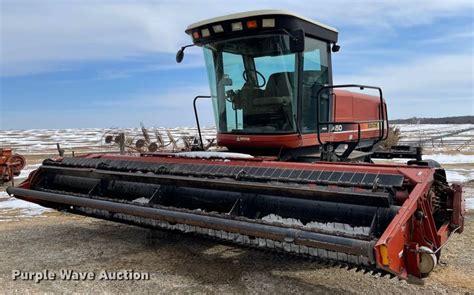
{"left": 184, "top": 10, "right": 338, "bottom": 138}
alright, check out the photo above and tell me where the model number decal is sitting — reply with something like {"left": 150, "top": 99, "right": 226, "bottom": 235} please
{"left": 332, "top": 125, "right": 343, "bottom": 132}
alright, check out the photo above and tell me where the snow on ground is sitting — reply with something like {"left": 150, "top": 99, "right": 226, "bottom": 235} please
{"left": 1, "top": 163, "right": 50, "bottom": 219}
{"left": 0, "top": 126, "right": 217, "bottom": 155}
{"left": 396, "top": 124, "right": 473, "bottom": 133}
{"left": 1, "top": 124, "right": 472, "bottom": 154}
{"left": 0, "top": 191, "right": 51, "bottom": 220}
{"left": 386, "top": 154, "right": 474, "bottom": 165}
{"left": 395, "top": 124, "right": 474, "bottom": 152}
{"left": 446, "top": 169, "right": 474, "bottom": 183}
{"left": 0, "top": 159, "right": 50, "bottom": 219}
{"left": 423, "top": 154, "right": 474, "bottom": 164}
{"left": 467, "top": 198, "right": 474, "bottom": 210}
{"left": 18, "top": 164, "right": 41, "bottom": 178}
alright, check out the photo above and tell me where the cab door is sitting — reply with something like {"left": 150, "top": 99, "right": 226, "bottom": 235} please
{"left": 300, "top": 37, "right": 330, "bottom": 133}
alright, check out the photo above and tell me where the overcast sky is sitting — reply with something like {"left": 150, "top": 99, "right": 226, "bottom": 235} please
{"left": 0, "top": 0, "right": 473, "bottom": 129}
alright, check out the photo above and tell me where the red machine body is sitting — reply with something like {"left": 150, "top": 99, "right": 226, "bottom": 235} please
{"left": 218, "top": 90, "right": 384, "bottom": 150}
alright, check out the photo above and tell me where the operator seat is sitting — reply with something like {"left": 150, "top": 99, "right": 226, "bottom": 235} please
{"left": 242, "top": 72, "right": 295, "bottom": 131}
{"left": 264, "top": 72, "right": 294, "bottom": 98}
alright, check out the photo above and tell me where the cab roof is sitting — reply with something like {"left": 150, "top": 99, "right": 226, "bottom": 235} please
{"left": 185, "top": 10, "right": 338, "bottom": 45}
{"left": 186, "top": 10, "right": 338, "bottom": 33}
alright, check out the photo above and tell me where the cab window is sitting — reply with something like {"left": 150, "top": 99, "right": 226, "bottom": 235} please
{"left": 301, "top": 37, "right": 330, "bottom": 133}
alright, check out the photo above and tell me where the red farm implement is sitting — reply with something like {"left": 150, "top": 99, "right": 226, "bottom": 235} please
{"left": 7, "top": 10, "right": 464, "bottom": 280}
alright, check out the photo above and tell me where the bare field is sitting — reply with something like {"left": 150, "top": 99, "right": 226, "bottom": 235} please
{"left": 0, "top": 210, "right": 472, "bottom": 294}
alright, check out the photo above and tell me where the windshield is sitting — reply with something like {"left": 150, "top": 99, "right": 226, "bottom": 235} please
{"left": 204, "top": 35, "right": 297, "bottom": 134}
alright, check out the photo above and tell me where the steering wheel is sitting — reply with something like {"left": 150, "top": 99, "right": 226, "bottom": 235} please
{"left": 242, "top": 69, "right": 266, "bottom": 88}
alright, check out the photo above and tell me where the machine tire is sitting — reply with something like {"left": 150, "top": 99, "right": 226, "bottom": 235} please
{"left": 419, "top": 246, "right": 437, "bottom": 277}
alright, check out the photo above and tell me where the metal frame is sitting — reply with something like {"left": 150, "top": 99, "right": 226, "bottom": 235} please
{"left": 315, "top": 84, "right": 389, "bottom": 158}
{"left": 193, "top": 95, "right": 212, "bottom": 150}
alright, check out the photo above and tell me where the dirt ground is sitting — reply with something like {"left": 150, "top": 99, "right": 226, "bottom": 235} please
{"left": 0, "top": 210, "right": 472, "bottom": 294}
{"left": 0, "top": 155, "right": 473, "bottom": 293}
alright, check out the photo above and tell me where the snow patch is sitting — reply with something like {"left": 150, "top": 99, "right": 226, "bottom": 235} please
{"left": 396, "top": 124, "right": 474, "bottom": 133}
{"left": 0, "top": 191, "right": 9, "bottom": 200}
{"left": 132, "top": 197, "right": 149, "bottom": 204}
{"left": 0, "top": 126, "right": 217, "bottom": 155}
{"left": 262, "top": 214, "right": 303, "bottom": 227}
{"left": 423, "top": 154, "right": 474, "bottom": 164}
{"left": 261, "top": 214, "right": 370, "bottom": 235}
{"left": 445, "top": 169, "right": 474, "bottom": 183}
{"left": 466, "top": 198, "right": 474, "bottom": 210}
{"left": 305, "top": 221, "right": 370, "bottom": 235}
{"left": 176, "top": 151, "right": 254, "bottom": 159}
{"left": 0, "top": 191, "right": 50, "bottom": 216}
{"left": 18, "top": 164, "right": 41, "bottom": 179}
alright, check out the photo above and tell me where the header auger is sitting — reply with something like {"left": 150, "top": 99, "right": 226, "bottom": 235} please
{"left": 8, "top": 10, "right": 464, "bottom": 281}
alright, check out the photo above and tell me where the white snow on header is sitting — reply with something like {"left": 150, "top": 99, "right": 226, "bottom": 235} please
{"left": 176, "top": 151, "right": 254, "bottom": 159}
{"left": 261, "top": 214, "right": 371, "bottom": 235}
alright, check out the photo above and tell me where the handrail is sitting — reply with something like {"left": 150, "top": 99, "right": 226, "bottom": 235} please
{"left": 193, "top": 95, "right": 212, "bottom": 151}
{"left": 315, "top": 84, "right": 388, "bottom": 146}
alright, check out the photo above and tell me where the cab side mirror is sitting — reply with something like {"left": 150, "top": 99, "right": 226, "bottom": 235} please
{"left": 176, "top": 48, "right": 185, "bottom": 63}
